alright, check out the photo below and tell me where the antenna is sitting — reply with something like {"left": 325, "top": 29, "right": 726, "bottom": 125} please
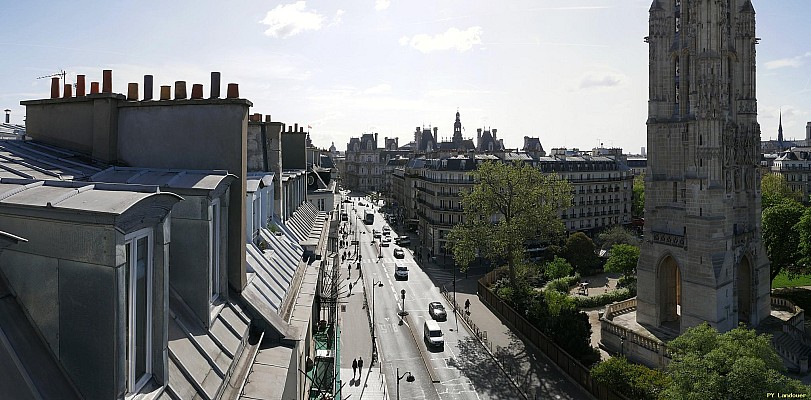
{"left": 36, "top": 70, "right": 68, "bottom": 87}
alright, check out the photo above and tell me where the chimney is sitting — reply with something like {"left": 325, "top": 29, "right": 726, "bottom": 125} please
{"left": 226, "top": 83, "right": 239, "bottom": 99}
{"left": 294, "top": 123, "right": 298, "bottom": 132}
{"left": 807, "top": 122, "right": 811, "bottom": 142}
{"left": 265, "top": 115, "right": 272, "bottom": 123}
{"left": 127, "top": 83, "right": 138, "bottom": 100}
{"left": 76, "top": 75, "right": 86, "bottom": 97}
{"left": 492, "top": 128, "right": 497, "bottom": 139}
{"left": 374, "top": 132, "right": 378, "bottom": 146}
{"left": 63, "top": 83, "right": 72, "bottom": 98}
{"left": 50, "top": 77, "right": 60, "bottom": 99}
{"left": 191, "top": 84, "right": 203, "bottom": 99}
{"left": 4, "top": 109, "right": 10, "bottom": 124}
{"left": 143, "top": 75, "right": 153, "bottom": 100}
{"left": 102, "top": 70, "right": 112, "bottom": 93}
{"left": 160, "top": 85, "right": 171, "bottom": 100}
{"left": 250, "top": 113, "right": 262, "bottom": 122}
{"left": 210, "top": 72, "right": 221, "bottom": 98}
{"left": 90, "top": 82, "right": 100, "bottom": 94}
{"left": 174, "top": 81, "right": 187, "bottom": 99}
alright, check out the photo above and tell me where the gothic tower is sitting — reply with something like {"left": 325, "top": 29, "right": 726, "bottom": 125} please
{"left": 637, "top": 0, "right": 769, "bottom": 334}
{"left": 778, "top": 109, "right": 784, "bottom": 143}
{"left": 453, "top": 110, "right": 463, "bottom": 146}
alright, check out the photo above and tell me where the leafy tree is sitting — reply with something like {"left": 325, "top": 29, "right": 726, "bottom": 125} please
{"left": 544, "top": 256, "right": 573, "bottom": 280}
{"left": 762, "top": 173, "right": 803, "bottom": 209}
{"left": 762, "top": 199, "right": 805, "bottom": 283}
{"left": 448, "top": 161, "right": 572, "bottom": 291}
{"left": 662, "top": 323, "right": 811, "bottom": 399}
{"left": 562, "top": 232, "right": 600, "bottom": 275}
{"left": 591, "top": 356, "right": 670, "bottom": 400}
{"left": 603, "top": 244, "right": 640, "bottom": 280}
{"left": 795, "top": 208, "right": 811, "bottom": 271}
{"left": 596, "top": 225, "right": 640, "bottom": 250}
{"left": 632, "top": 173, "right": 645, "bottom": 218}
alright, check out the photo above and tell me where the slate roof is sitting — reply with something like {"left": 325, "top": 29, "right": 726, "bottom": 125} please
{"left": 0, "top": 140, "right": 105, "bottom": 180}
{"left": 92, "top": 167, "right": 236, "bottom": 196}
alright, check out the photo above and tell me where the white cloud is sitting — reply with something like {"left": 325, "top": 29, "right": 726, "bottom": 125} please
{"left": 329, "top": 9, "right": 345, "bottom": 27}
{"left": 364, "top": 83, "right": 392, "bottom": 94}
{"left": 375, "top": 0, "right": 391, "bottom": 11}
{"left": 765, "top": 52, "right": 811, "bottom": 70}
{"left": 400, "top": 26, "right": 483, "bottom": 53}
{"left": 260, "top": 1, "right": 324, "bottom": 38}
{"left": 578, "top": 72, "right": 626, "bottom": 90}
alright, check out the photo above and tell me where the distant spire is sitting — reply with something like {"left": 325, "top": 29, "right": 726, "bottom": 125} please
{"left": 778, "top": 108, "right": 784, "bottom": 142}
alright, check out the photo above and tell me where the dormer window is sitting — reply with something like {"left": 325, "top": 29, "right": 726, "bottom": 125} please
{"left": 125, "top": 228, "right": 154, "bottom": 393}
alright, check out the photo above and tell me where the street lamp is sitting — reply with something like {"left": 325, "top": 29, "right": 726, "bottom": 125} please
{"left": 396, "top": 367, "right": 415, "bottom": 400}
{"left": 371, "top": 280, "right": 383, "bottom": 365}
{"left": 398, "top": 289, "right": 408, "bottom": 317}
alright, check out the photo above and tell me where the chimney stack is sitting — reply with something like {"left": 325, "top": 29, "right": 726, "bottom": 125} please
{"left": 127, "top": 83, "right": 138, "bottom": 100}
{"left": 174, "top": 81, "right": 187, "bottom": 99}
{"left": 63, "top": 84, "right": 72, "bottom": 98}
{"left": 265, "top": 115, "right": 272, "bottom": 123}
{"left": 143, "top": 75, "right": 153, "bottom": 100}
{"left": 76, "top": 75, "right": 86, "bottom": 97}
{"left": 226, "top": 83, "right": 239, "bottom": 99}
{"left": 191, "top": 84, "right": 203, "bottom": 99}
{"left": 210, "top": 72, "right": 221, "bottom": 98}
{"left": 102, "top": 70, "right": 112, "bottom": 93}
{"left": 160, "top": 85, "right": 171, "bottom": 100}
{"left": 4, "top": 109, "right": 10, "bottom": 124}
{"left": 50, "top": 77, "right": 60, "bottom": 99}
{"left": 90, "top": 82, "right": 100, "bottom": 94}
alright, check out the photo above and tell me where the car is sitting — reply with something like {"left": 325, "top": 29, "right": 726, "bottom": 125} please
{"left": 423, "top": 320, "right": 444, "bottom": 350}
{"left": 428, "top": 302, "right": 447, "bottom": 321}
{"left": 394, "top": 265, "right": 409, "bottom": 280}
{"left": 395, "top": 236, "right": 411, "bottom": 246}
{"left": 373, "top": 232, "right": 382, "bottom": 239}
{"left": 382, "top": 226, "right": 391, "bottom": 234}
{"left": 393, "top": 248, "right": 405, "bottom": 258}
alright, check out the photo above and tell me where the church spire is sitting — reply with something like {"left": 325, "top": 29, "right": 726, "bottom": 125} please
{"left": 778, "top": 109, "right": 784, "bottom": 142}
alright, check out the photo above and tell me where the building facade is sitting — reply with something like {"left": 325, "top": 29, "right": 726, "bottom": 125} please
{"left": 637, "top": 0, "right": 770, "bottom": 334}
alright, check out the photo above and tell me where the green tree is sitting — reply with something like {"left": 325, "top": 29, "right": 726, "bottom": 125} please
{"left": 591, "top": 356, "right": 670, "bottom": 400}
{"left": 596, "top": 225, "right": 640, "bottom": 250}
{"left": 447, "top": 161, "right": 572, "bottom": 291}
{"left": 795, "top": 208, "right": 811, "bottom": 271}
{"left": 662, "top": 323, "right": 811, "bottom": 399}
{"left": 762, "top": 199, "right": 805, "bottom": 283}
{"left": 563, "top": 232, "right": 600, "bottom": 275}
{"left": 632, "top": 173, "right": 645, "bottom": 218}
{"left": 603, "top": 244, "right": 640, "bottom": 280}
{"left": 544, "top": 256, "right": 573, "bottom": 280}
{"left": 762, "top": 173, "right": 803, "bottom": 209}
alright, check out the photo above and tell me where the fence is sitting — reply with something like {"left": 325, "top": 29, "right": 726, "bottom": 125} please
{"left": 477, "top": 270, "right": 628, "bottom": 400}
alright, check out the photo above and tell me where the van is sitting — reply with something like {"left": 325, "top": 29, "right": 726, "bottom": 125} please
{"left": 423, "top": 320, "right": 444, "bottom": 350}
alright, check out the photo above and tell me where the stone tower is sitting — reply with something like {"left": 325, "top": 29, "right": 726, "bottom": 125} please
{"left": 637, "top": 0, "right": 770, "bottom": 334}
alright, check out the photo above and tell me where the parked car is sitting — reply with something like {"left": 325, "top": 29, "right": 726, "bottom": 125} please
{"left": 382, "top": 226, "right": 391, "bottom": 234}
{"left": 393, "top": 248, "right": 405, "bottom": 258}
{"left": 395, "top": 236, "right": 410, "bottom": 246}
{"left": 394, "top": 264, "right": 409, "bottom": 280}
{"left": 428, "top": 302, "right": 447, "bottom": 321}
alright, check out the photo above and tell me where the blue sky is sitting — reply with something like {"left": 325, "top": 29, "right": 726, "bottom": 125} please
{"left": 1, "top": 0, "right": 808, "bottom": 154}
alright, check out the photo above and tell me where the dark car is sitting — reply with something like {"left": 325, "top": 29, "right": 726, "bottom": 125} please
{"left": 393, "top": 248, "right": 405, "bottom": 258}
{"left": 428, "top": 302, "right": 447, "bottom": 321}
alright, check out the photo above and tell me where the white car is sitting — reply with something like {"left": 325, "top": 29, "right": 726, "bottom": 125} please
{"left": 394, "top": 265, "right": 409, "bottom": 280}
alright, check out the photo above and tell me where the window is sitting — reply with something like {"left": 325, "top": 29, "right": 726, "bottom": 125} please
{"left": 211, "top": 200, "right": 221, "bottom": 303}
{"left": 125, "top": 228, "right": 153, "bottom": 393}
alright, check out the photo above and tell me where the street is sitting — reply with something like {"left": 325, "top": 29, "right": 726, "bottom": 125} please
{"left": 342, "top": 195, "right": 522, "bottom": 400}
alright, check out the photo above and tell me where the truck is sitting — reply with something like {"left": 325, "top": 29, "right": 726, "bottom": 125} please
{"left": 364, "top": 210, "right": 374, "bottom": 224}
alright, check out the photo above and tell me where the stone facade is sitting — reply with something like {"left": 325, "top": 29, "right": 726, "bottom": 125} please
{"left": 637, "top": 0, "right": 770, "bottom": 334}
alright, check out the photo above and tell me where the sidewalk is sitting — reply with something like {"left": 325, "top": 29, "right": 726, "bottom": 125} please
{"left": 425, "top": 258, "right": 593, "bottom": 400}
{"left": 337, "top": 233, "right": 388, "bottom": 400}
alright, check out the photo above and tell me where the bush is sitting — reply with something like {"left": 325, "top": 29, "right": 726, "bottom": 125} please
{"left": 591, "top": 356, "right": 670, "bottom": 400}
{"left": 544, "top": 256, "right": 574, "bottom": 280}
{"left": 545, "top": 274, "right": 581, "bottom": 293}
{"left": 573, "top": 287, "right": 636, "bottom": 309}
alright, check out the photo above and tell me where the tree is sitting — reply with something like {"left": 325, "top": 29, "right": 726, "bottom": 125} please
{"left": 603, "top": 244, "right": 640, "bottom": 280}
{"left": 596, "top": 225, "right": 640, "bottom": 250}
{"left": 562, "top": 232, "right": 600, "bottom": 275}
{"left": 762, "top": 173, "right": 803, "bottom": 210}
{"left": 591, "top": 357, "right": 670, "bottom": 400}
{"left": 662, "top": 323, "right": 811, "bottom": 399}
{"left": 447, "top": 161, "right": 572, "bottom": 291}
{"left": 795, "top": 208, "right": 811, "bottom": 271}
{"left": 762, "top": 199, "right": 805, "bottom": 283}
{"left": 544, "top": 256, "right": 573, "bottom": 280}
{"left": 632, "top": 173, "right": 645, "bottom": 218}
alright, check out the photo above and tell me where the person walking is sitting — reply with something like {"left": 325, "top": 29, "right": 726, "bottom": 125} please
{"left": 358, "top": 356, "right": 364, "bottom": 377}
{"left": 352, "top": 358, "right": 358, "bottom": 379}
{"left": 464, "top": 298, "right": 471, "bottom": 314}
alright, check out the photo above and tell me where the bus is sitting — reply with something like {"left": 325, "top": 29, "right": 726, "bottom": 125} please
{"left": 364, "top": 211, "right": 374, "bottom": 224}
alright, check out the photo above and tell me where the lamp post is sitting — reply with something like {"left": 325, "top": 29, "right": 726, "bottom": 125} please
{"left": 371, "top": 280, "right": 383, "bottom": 365}
{"left": 396, "top": 367, "right": 414, "bottom": 400}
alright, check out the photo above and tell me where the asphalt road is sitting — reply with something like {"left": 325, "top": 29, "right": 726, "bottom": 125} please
{"left": 346, "top": 197, "right": 521, "bottom": 400}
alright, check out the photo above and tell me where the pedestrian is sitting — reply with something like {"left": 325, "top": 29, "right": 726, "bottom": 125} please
{"left": 349, "top": 282, "right": 353, "bottom": 296}
{"left": 358, "top": 356, "right": 363, "bottom": 375}
{"left": 465, "top": 298, "right": 471, "bottom": 314}
{"left": 352, "top": 358, "right": 358, "bottom": 378}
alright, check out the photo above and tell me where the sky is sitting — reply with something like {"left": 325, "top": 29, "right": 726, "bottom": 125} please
{"left": 1, "top": 0, "right": 809, "bottom": 154}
